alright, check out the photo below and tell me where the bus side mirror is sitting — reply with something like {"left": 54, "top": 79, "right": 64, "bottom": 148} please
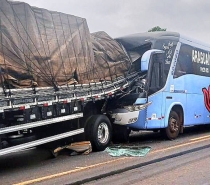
{"left": 141, "top": 49, "right": 164, "bottom": 71}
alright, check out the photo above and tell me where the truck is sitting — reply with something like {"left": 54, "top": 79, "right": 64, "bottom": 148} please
{"left": 0, "top": 0, "right": 139, "bottom": 156}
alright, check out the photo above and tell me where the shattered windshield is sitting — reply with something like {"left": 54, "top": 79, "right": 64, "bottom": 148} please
{"left": 127, "top": 43, "right": 152, "bottom": 74}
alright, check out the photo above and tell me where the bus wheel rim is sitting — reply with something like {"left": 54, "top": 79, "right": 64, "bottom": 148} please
{"left": 169, "top": 117, "right": 179, "bottom": 133}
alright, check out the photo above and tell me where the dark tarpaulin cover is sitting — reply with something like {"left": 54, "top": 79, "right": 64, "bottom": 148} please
{"left": 91, "top": 31, "right": 130, "bottom": 82}
{"left": 0, "top": 0, "right": 130, "bottom": 89}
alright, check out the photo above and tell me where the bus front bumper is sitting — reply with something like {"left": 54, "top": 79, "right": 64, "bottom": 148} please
{"left": 111, "top": 109, "right": 140, "bottom": 125}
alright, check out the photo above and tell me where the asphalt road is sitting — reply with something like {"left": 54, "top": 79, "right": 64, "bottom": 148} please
{"left": 86, "top": 146, "right": 210, "bottom": 185}
{"left": 1, "top": 125, "right": 210, "bottom": 185}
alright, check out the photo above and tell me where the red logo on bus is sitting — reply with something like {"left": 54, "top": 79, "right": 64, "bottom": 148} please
{"left": 203, "top": 86, "right": 210, "bottom": 112}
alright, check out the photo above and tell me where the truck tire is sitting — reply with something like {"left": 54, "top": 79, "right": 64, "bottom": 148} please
{"left": 85, "top": 115, "right": 112, "bottom": 151}
{"left": 164, "top": 111, "right": 180, "bottom": 140}
{"left": 112, "top": 124, "right": 131, "bottom": 143}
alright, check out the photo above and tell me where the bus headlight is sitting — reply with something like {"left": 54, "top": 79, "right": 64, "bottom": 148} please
{"left": 134, "top": 105, "right": 141, "bottom": 111}
{"left": 124, "top": 102, "right": 152, "bottom": 112}
{"left": 125, "top": 106, "right": 134, "bottom": 112}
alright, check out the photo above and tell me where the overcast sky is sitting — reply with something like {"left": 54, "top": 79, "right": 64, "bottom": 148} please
{"left": 18, "top": 0, "right": 210, "bottom": 43}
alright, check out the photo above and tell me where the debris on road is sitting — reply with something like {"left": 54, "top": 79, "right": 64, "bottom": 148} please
{"left": 105, "top": 145, "right": 151, "bottom": 157}
{"left": 53, "top": 141, "right": 92, "bottom": 156}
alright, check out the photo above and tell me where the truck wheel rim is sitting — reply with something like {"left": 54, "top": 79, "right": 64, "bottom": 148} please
{"left": 97, "top": 122, "right": 109, "bottom": 144}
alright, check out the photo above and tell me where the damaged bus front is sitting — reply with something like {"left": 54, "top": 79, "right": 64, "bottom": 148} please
{"left": 109, "top": 32, "right": 179, "bottom": 141}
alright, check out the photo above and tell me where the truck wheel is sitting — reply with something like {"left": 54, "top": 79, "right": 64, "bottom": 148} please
{"left": 112, "top": 124, "right": 131, "bottom": 143}
{"left": 85, "top": 115, "right": 112, "bottom": 152}
{"left": 164, "top": 111, "right": 180, "bottom": 140}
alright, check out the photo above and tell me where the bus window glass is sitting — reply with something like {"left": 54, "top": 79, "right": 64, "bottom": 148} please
{"left": 175, "top": 44, "right": 210, "bottom": 78}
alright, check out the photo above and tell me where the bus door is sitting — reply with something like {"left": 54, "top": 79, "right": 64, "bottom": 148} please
{"left": 145, "top": 51, "right": 165, "bottom": 129}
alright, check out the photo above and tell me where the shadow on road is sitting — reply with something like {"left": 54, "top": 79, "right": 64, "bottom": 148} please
{"left": 0, "top": 148, "right": 51, "bottom": 173}
{"left": 129, "top": 125, "right": 210, "bottom": 143}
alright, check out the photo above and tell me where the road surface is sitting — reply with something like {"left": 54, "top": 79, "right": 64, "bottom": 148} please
{"left": 1, "top": 125, "right": 210, "bottom": 185}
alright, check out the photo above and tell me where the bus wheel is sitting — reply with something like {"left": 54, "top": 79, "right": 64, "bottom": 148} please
{"left": 85, "top": 115, "right": 112, "bottom": 152}
{"left": 165, "top": 111, "right": 180, "bottom": 140}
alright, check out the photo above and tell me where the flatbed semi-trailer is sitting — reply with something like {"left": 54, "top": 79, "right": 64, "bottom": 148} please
{"left": 0, "top": 69, "right": 139, "bottom": 156}
{"left": 0, "top": 0, "right": 138, "bottom": 156}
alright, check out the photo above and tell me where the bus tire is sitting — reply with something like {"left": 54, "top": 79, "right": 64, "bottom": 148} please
{"left": 85, "top": 115, "right": 112, "bottom": 152}
{"left": 164, "top": 111, "right": 180, "bottom": 140}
